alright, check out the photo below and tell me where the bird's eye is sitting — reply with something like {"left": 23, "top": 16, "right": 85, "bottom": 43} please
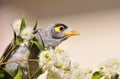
{"left": 54, "top": 26, "right": 65, "bottom": 33}
{"left": 59, "top": 27, "right": 64, "bottom": 31}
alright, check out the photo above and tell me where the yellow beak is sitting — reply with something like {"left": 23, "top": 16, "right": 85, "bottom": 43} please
{"left": 64, "top": 29, "right": 80, "bottom": 37}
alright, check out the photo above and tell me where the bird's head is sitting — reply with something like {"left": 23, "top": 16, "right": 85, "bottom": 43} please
{"left": 35, "top": 23, "right": 80, "bottom": 48}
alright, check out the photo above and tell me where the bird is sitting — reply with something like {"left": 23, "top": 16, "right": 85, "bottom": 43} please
{"left": 0, "top": 23, "right": 79, "bottom": 79}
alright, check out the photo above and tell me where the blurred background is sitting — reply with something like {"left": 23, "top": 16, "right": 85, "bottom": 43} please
{"left": 0, "top": 0, "right": 120, "bottom": 69}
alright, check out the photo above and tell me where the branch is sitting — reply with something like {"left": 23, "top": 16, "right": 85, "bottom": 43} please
{"left": 0, "top": 59, "right": 39, "bottom": 65}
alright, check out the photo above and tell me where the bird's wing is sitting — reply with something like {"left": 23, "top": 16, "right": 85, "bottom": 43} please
{"left": 0, "top": 40, "right": 18, "bottom": 64}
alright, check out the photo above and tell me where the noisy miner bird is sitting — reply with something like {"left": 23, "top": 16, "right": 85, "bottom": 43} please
{"left": 0, "top": 23, "right": 79, "bottom": 79}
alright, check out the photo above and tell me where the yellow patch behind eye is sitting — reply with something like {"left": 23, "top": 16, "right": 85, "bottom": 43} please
{"left": 54, "top": 26, "right": 63, "bottom": 32}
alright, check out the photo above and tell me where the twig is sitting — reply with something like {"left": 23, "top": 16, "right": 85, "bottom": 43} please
{"left": 0, "top": 59, "right": 39, "bottom": 65}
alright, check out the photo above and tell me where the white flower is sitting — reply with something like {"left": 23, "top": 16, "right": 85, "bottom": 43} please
{"left": 12, "top": 19, "right": 21, "bottom": 35}
{"left": 48, "top": 66, "right": 70, "bottom": 79}
{"left": 54, "top": 48, "right": 70, "bottom": 69}
{"left": 100, "top": 76, "right": 107, "bottom": 79}
{"left": 20, "top": 40, "right": 29, "bottom": 46}
{"left": 48, "top": 67, "right": 63, "bottom": 79}
{"left": 38, "top": 48, "right": 71, "bottom": 79}
{"left": 70, "top": 62, "right": 81, "bottom": 79}
{"left": 37, "top": 70, "right": 48, "bottom": 79}
{"left": 39, "top": 49, "right": 56, "bottom": 71}
{"left": 79, "top": 68, "right": 93, "bottom": 79}
{"left": 21, "top": 27, "right": 34, "bottom": 40}
{"left": 99, "top": 59, "right": 120, "bottom": 78}
{"left": 38, "top": 48, "right": 95, "bottom": 79}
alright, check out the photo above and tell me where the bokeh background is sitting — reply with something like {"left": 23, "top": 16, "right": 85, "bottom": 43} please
{"left": 0, "top": 0, "right": 120, "bottom": 69}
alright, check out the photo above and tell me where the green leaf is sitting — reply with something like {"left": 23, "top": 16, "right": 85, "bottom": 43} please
{"left": 20, "top": 15, "right": 26, "bottom": 33}
{"left": 15, "top": 38, "right": 23, "bottom": 45}
{"left": 31, "top": 41, "right": 45, "bottom": 51}
{"left": 3, "top": 68, "right": 14, "bottom": 78}
{"left": 31, "top": 68, "right": 43, "bottom": 78}
{"left": 111, "top": 73, "right": 119, "bottom": 79}
{"left": 13, "top": 30, "right": 17, "bottom": 42}
{"left": 33, "top": 20, "right": 37, "bottom": 31}
{"left": 29, "top": 41, "right": 34, "bottom": 50}
{"left": 26, "top": 63, "right": 30, "bottom": 79}
{"left": 14, "top": 66, "right": 23, "bottom": 79}
{"left": 0, "top": 69, "right": 4, "bottom": 78}
{"left": 92, "top": 71, "right": 103, "bottom": 79}
{"left": 11, "top": 25, "right": 17, "bottom": 42}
